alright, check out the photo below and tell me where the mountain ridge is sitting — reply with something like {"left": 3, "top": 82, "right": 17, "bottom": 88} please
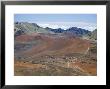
{"left": 14, "top": 22, "right": 93, "bottom": 37}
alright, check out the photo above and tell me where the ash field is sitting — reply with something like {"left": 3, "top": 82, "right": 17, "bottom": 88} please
{"left": 14, "top": 22, "right": 97, "bottom": 76}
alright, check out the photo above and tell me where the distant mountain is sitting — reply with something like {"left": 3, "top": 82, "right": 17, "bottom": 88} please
{"left": 49, "top": 27, "right": 90, "bottom": 37}
{"left": 14, "top": 22, "right": 91, "bottom": 37}
{"left": 65, "top": 27, "right": 90, "bottom": 37}
{"left": 50, "top": 28, "right": 64, "bottom": 33}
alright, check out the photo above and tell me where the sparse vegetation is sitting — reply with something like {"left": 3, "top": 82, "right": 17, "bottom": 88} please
{"left": 14, "top": 22, "right": 97, "bottom": 76}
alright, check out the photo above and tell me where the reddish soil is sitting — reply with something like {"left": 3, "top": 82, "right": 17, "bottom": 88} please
{"left": 14, "top": 33, "right": 97, "bottom": 76}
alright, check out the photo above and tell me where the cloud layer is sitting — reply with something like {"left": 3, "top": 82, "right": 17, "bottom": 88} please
{"left": 36, "top": 22, "right": 96, "bottom": 31}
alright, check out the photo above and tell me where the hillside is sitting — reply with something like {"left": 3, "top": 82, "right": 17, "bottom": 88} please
{"left": 14, "top": 22, "right": 97, "bottom": 76}
{"left": 14, "top": 22, "right": 54, "bottom": 37}
{"left": 82, "top": 29, "right": 97, "bottom": 41}
{"left": 89, "top": 29, "right": 97, "bottom": 40}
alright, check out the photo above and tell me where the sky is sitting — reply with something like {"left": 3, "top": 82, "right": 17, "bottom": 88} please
{"left": 14, "top": 14, "right": 97, "bottom": 31}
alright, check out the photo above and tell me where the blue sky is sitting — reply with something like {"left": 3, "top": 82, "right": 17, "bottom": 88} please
{"left": 14, "top": 14, "right": 97, "bottom": 31}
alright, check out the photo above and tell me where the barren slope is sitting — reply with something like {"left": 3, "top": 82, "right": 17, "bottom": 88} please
{"left": 14, "top": 33, "right": 97, "bottom": 76}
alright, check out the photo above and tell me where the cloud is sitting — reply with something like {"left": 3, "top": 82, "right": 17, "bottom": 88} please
{"left": 33, "top": 22, "right": 97, "bottom": 31}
